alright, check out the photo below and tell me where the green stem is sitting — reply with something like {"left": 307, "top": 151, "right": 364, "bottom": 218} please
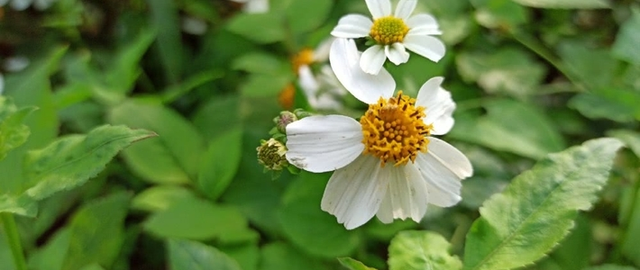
{"left": 1, "top": 213, "right": 27, "bottom": 270}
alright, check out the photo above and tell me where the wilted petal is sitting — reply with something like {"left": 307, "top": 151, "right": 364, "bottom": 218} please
{"left": 286, "top": 115, "right": 364, "bottom": 173}
{"left": 403, "top": 35, "right": 446, "bottom": 63}
{"left": 321, "top": 155, "right": 386, "bottom": 229}
{"left": 331, "top": 14, "right": 372, "bottom": 38}
{"left": 329, "top": 39, "right": 395, "bottom": 104}
{"left": 415, "top": 77, "right": 455, "bottom": 135}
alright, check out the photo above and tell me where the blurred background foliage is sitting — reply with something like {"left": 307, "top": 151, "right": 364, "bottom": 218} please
{"left": 0, "top": 0, "right": 640, "bottom": 269}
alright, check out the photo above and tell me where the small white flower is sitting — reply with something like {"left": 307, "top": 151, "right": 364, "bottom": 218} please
{"left": 331, "top": 0, "right": 445, "bottom": 75}
{"left": 285, "top": 39, "right": 471, "bottom": 229}
{"left": 230, "top": 0, "right": 269, "bottom": 14}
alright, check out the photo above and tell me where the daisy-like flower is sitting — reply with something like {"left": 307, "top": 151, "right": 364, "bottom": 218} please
{"left": 331, "top": 0, "right": 445, "bottom": 75}
{"left": 285, "top": 39, "right": 472, "bottom": 229}
{"left": 230, "top": 0, "right": 269, "bottom": 14}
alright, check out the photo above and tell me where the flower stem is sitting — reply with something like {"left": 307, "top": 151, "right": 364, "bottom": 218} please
{"left": 1, "top": 213, "right": 27, "bottom": 270}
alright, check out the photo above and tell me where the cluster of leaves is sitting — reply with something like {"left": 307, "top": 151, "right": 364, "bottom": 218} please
{"left": 0, "top": 0, "right": 639, "bottom": 269}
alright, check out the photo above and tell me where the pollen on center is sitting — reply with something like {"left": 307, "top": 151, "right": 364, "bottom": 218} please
{"left": 369, "top": 16, "right": 409, "bottom": 45}
{"left": 360, "top": 92, "right": 432, "bottom": 167}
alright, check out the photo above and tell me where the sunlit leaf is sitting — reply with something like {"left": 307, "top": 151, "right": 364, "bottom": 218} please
{"left": 463, "top": 138, "right": 623, "bottom": 270}
{"left": 388, "top": 231, "right": 462, "bottom": 270}
{"left": 23, "top": 125, "right": 155, "bottom": 200}
{"left": 108, "top": 100, "right": 205, "bottom": 184}
{"left": 168, "top": 239, "right": 242, "bottom": 270}
{"left": 62, "top": 192, "right": 131, "bottom": 270}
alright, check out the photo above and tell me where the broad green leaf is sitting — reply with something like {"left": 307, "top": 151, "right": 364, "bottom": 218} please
{"left": 0, "top": 194, "right": 36, "bottom": 216}
{"left": 131, "top": 185, "right": 198, "bottom": 212}
{"left": 192, "top": 95, "right": 241, "bottom": 139}
{"left": 612, "top": 9, "right": 640, "bottom": 65}
{"left": 197, "top": 127, "right": 243, "bottom": 200}
{"left": 28, "top": 228, "right": 70, "bottom": 270}
{"left": 147, "top": 0, "right": 183, "bottom": 83}
{"left": 278, "top": 172, "right": 360, "bottom": 258}
{"left": 463, "top": 138, "right": 624, "bottom": 270}
{"left": 218, "top": 243, "right": 259, "bottom": 270}
{"left": 388, "top": 231, "right": 462, "bottom": 270}
{"left": 569, "top": 88, "right": 640, "bottom": 123}
{"left": 240, "top": 73, "right": 293, "bottom": 98}
{"left": 23, "top": 125, "right": 155, "bottom": 200}
{"left": 532, "top": 215, "right": 591, "bottom": 270}
{"left": 144, "top": 196, "right": 248, "bottom": 240}
{"left": 511, "top": 0, "right": 609, "bottom": 9}
{"left": 456, "top": 48, "right": 546, "bottom": 99}
{"left": 583, "top": 265, "right": 638, "bottom": 270}
{"left": 338, "top": 257, "right": 377, "bottom": 270}
{"left": 104, "top": 29, "right": 156, "bottom": 97}
{"left": 449, "top": 99, "right": 566, "bottom": 159}
{"left": 618, "top": 175, "right": 640, "bottom": 266}
{"left": 108, "top": 100, "right": 205, "bottom": 184}
{"left": 558, "top": 41, "right": 617, "bottom": 90}
{"left": 62, "top": 192, "right": 131, "bottom": 270}
{"left": 161, "top": 70, "right": 223, "bottom": 103}
{"left": 1, "top": 46, "right": 65, "bottom": 194}
{"left": 226, "top": 13, "right": 286, "bottom": 44}
{"left": 260, "top": 242, "right": 326, "bottom": 270}
{"left": 0, "top": 97, "right": 36, "bottom": 160}
{"left": 232, "top": 52, "right": 289, "bottom": 75}
{"left": 285, "top": 0, "right": 332, "bottom": 34}
{"left": 167, "top": 239, "right": 242, "bottom": 270}
{"left": 471, "top": 0, "right": 529, "bottom": 29}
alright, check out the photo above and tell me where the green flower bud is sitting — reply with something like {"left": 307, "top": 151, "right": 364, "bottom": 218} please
{"left": 273, "top": 111, "right": 298, "bottom": 134}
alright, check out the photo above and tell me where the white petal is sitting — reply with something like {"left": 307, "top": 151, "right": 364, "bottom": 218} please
{"left": 407, "top": 14, "right": 441, "bottom": 35}
{"left": 321, "top": 155, "right": 386, "bottom": 230}
{"left": 414, "top": 137, "right": 472, "bottom": 207}
{"left": 403, "top": 35, "right": 446, "bottom": 63}
{"left": 365, "top": 0, "right": 391, "bottom": 19}
{"left": 329, "top": 39, "right": 395, "bottom": 104}
{"left": 297, "top": 65, "right": 319, "bottom": 97}
{"left": 243, "top": 0, "right": 269, "bottom": 13}
{"left": 415, "top": 77, "right": 455, "bottom": 135}
{"left": 313, "top": 37, "right": 335, "bottom": 62}
{"left": 394, "top": 0, "right": 417, "bottom": 20}
{"left": 331, "top": 14, "right": 372, "bottom": 38}
{"left": 286, "top": 115, "right": 364, "bottom": 173}
{"left": 360, "top": 45, "right": 387, "bottom": 75}
{"left": 375, "top": 164, "right": 429, "bottom": 223}
{"left": 385, "top": 43, "right": 410, "bottom": 65}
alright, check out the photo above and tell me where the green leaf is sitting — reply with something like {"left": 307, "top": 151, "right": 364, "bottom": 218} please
{"left": 285, "top": 0, "right": 332, "bottom": 34}
{"left": 240, "top": 73, "right": 293, "bottom": 98}
{"left": 278, "top": 172, "right": 360, "bottom": 258}
{"left": 450, "top": 99, "right": 566, "bottom": 159}
{"left": 28, "top": 228, "right": 70, "bottom": 270}
{"left": 583, "top": 265, "right": 639, "bottom": 270}
{"left": 197, "top": 127, "right": 243, "bottom": 200}
{"left": 463, "top": 138, "right": 624, "bottom": 270}
{"left": 131, "top": 185, "right": 198, "bottom": 212}
{"left": 569, "top": 88, "right": 640, "bottom": 123}
{"left": 226, "top": 13, "right": 286, "bottom": 44}
{"left": 0, "top": 97, "right": 36, "bottom": 160}
{"left": 388, "top": 231, "right": 462, "bottom": 270}
{"left": 471, "top": 0, "right": 529, "bottom": 29}
{"left": 192, "top": 95, "right": 241, "bottom": 139}
{"left": 23, "top": 125, "right": 155, "bottom": 200}
{"left": 167, "top": 239, "right": 242, "bottom": 270}
{"left": 62, "top": 192, "right": 132, "bottom": 270}
{"left": 533, "top": 215, "right": 592, "bottom": 270}
{"left": 613, "top": 10, "right": 640, "bottom": 65}
{"left": 232, "top": 52, "right": 289, "bottom": 75}
{"left": 104, "top": 29, "right": 156, "bottom": 96}
{"left": 260, "top": 242, "right": 326, "bottom": 270}
{"left": 144, "top": 196, "right": 248, "bottom": 240}
{"left": 558, "top": 41, "right": 617, "bottom": 90}
{"left": 456, "top": 48, "right": 546, "bottom": 99}
{"left": 108, "top": 100, "right": 205, "bottom": 184}
{"left": 338, "top": 257, "right": 377, "bottom": 270}
{"left": 511, "top": 0, "right": 609, "bottom": 9}
{"left": 218, "top": 243, "right": 259, "bottom": 270}
{"left": 146, "top": 0, "right": 183, "bottom": 83}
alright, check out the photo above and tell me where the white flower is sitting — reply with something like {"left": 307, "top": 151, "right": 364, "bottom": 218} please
{"left": 285, "top": 39, "right": 472, "bottom": 229}
{"left": 331, "top": 0, "right": 445, "bottom": 75}
{"left": 230, "top": 0, "right": 269, "bottom": 14}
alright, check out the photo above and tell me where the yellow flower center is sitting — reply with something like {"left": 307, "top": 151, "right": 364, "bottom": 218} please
{"left": 369, "top": 16, "right": 409, "bottom": 45}
{"left": 291, "top": 48, "right": 315, "bottom": 74}
{"left": 360, "top": 92, "right": 432, "bottom": 167}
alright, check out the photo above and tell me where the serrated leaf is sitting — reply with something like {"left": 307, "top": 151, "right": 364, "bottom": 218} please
{"left": 62, "top": 192, "right": 131, "bottom": 270}
{"left": 463, "top": 138, "right": 624, "bottom": 270}
{"left": 197, "top": 128, "right": 242, "bottom": 200}
{"left": 511, "top": 0, "right": 609, "bottom": 9}
{"left": 0, "top": 97, "right": 36, "bottom": 160}
{"left": 108, "top": 100, "right": 205, "bottom": 184}
{"left": 144, "top": 196, "right": 248, "bottom": 240}
{"left": 388, "top": 231, "right": 462, "bottom": 270}
{"left": 23, "top": 125, "right": 155, "bottom": 200}
{"left": 167, "top": 239, "right": 242, "bottom": 270}
{"left": 338, "top": 257, "right": 377, "bottom": 270}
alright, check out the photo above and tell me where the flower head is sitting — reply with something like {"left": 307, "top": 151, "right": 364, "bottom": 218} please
{"left": 285, "top": 39, "right": 471, "bottom": 229}
{"left": 257, "top": 138, "right": 288, "bottom": 171}
{"left": 331, "top": 0, "right": 445, "bottom": 75}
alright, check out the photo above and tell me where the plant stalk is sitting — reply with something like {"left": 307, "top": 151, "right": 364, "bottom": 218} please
{"left": 1, "top": 213, "right": 27, "bottom": 270}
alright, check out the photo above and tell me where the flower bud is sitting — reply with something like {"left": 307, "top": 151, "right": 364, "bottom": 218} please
{"left": 273, "top": 111, "right": 298, "bottom": 134}
{"left": 256, "top": 138, "right": 288, "bottom": 171}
